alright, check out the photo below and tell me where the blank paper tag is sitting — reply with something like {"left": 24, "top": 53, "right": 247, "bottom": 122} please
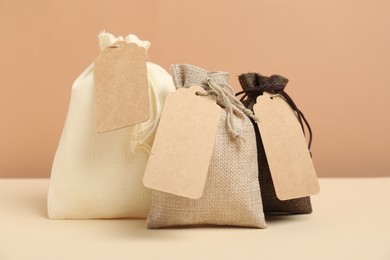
{"left": 253, "top": 92, "right": 320, "bottom": 200}
{"left": 143, "top": 86, "right": 221, "bottom": 199}
{"left": 94, "top": 41, "right": 150, "bottom": 133}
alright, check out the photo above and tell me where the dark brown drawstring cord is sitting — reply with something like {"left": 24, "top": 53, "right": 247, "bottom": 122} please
{"left": 236, "top": 83, "right": 313, "bottom": 150}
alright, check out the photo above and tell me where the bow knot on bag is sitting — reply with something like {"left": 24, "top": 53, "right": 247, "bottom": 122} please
{"left": 197, "top": 78, "right": 257, "bottom": 141}
{"left": 237, "top": 73, "right": 313, "bottom": 149}
{"left": 171, "top": 64, "right": 256, "bottom": 142}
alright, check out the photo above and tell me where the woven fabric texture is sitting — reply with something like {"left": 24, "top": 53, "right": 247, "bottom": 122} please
{"left": 147, "top": 64, "right": 267, "bottom": 228}
{"left": 238, "top": 72, "right": 312, "bottom": 214}
{"left": 47, "top": 33, "right": 175, "bottom": 219}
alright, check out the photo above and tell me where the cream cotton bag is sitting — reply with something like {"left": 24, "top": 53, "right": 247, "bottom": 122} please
{"left": 48, "top": 32, "right": 175, "bottom": 219}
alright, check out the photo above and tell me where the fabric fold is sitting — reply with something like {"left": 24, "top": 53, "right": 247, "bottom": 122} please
{"left": 98, "top": 31, "right": 151, "bottom": 51}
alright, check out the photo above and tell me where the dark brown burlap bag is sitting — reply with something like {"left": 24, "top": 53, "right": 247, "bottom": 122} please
{"left": 238, "top": 73, "right": 312, "bottom": 215}
{"left": 147, "top": 64, "right": 267, "bottom": 228}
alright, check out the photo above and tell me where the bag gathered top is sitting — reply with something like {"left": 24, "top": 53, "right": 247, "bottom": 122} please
{"left": 147, "top": 64, "right": 267, "bottom": 228}
{"left": 47, "top": 32, "right": 175, "bottom": 219}
{"left": 237, "top": 73, "right": 313, "bottom": 214}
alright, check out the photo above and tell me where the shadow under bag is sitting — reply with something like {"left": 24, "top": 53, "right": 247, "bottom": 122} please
{"left": 238, "top": 73, "right": 312, "bottom": 214}
{"left": 147, "top": 64, "right": 267, "bottom": 228}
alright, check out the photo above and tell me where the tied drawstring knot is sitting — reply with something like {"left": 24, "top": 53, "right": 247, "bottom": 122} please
{"left": 236, "top": 74, "right": 313, "bottom": 150}
{"left": 197, "top": 78, "right": 258, "bottom": 143}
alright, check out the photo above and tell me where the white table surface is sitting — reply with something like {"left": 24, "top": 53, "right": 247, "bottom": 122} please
{"left": 0, "top": 178, "right": 389, "bottom": 260}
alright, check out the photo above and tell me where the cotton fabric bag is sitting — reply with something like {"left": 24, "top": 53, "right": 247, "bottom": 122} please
{"left": 147, "top": 64, "right": 267, "bottom": 228}
{"left": 238, "top": 73, "right": 312, "bottom": 214}
{"left": 47, "top": 32, "right": 175, "bottom": 219}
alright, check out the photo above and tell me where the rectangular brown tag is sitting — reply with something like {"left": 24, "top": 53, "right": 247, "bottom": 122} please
{"left": 143, "top": 86, "right": 221, "bottom": 199}
{"left": 253, "top": 92, "right": 320, "bottom": 200}
{"left": 94, "top": 41, "right": 150, "bottom": 133}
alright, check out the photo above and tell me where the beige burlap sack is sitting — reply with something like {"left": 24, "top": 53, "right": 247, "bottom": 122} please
{"left": 147, "top": 64, "right": 267, "bottom": 228}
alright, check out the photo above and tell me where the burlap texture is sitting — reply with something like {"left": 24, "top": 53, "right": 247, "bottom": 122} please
{"left": 147, "top": 64, "right": 266, "bottom": 228}
{"left": 238, "top": 72, "right": 312, "bottom": 214}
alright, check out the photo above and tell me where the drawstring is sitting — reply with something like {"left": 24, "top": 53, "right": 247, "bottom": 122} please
{"left": 236, "top": 84, "right": 313, "bottom": 150}
{"left": 129, "top": 77, "right": 160, "bottom": 155}
{"left": 196, "top": 78, "right": 258, "bottom": 142}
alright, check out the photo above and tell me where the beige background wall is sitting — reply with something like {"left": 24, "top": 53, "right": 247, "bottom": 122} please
{"left": 0, "top": 0, "right": 389, "bottom": 178}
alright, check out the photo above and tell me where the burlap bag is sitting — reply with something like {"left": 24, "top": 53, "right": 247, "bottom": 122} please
{"left": 238, "top": 73, "right": 312, "bottom": 214}
{"left": 147, "top": 64, "right": 267, "bottom": 228}
{"left": 48, "top": 32, "right": 175, "bottom": 219}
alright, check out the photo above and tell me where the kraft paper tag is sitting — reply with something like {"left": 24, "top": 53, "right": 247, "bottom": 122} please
{"left": 253, "top": 92, "right": 320, "bottom": 200}
{"left": 94, "top": 41, "right": 150, "bottom": 133}
{"left": 143, "top": 86, "right": 222, "bottom": 199}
